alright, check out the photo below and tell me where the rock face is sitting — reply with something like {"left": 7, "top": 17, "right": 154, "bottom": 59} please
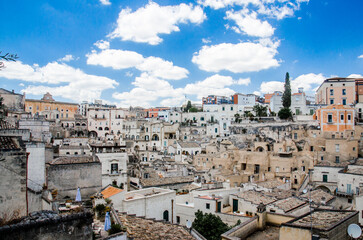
{"left": 0, "top": 210, "right": 93, "bottom": 240}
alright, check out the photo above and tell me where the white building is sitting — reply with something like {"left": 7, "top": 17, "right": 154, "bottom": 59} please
{"left": 26, "top": 142, "right": 46, "bottom": 192}
{"left": 102, "top": 186, "right": 176, "bottom": 222}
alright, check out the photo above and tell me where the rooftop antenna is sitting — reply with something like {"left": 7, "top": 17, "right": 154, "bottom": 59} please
{"left": 347, "top": 224, "right": 362, "bottom": 239}
{"left": 303, "top": 188, "right": 313, "bottom": 237}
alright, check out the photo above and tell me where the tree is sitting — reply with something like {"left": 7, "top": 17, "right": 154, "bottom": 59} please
{"left": 192, "top": 210, "right": 230, "bottom": 240}
{"left": 253, "top": 105, "right": 267, "bottom": 117}
{"left": 282, "top": 72, "right": 291, "bottom": 108}
{"left": 278, "top": 107, "right": 292, "bottom": 120}
{"left": 185, "top": 100, "right": 192, "bottom": 112}
{"left": 234, "top": 113, "right": 240, "bottom": 123}
{"left": 0, "top": 51, "right": 18, "bottom": 70}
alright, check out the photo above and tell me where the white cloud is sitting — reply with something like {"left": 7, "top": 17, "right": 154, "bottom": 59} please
{"left": 0, "top": 61, "right": 118, "bottom": 102}
{"left": 109, "top": 2, "right": 206, "bottom": 45}
{"left": 94, "top": 40, "right": 110, "bottom": 50}
{"left": 100, "top": 0, "right": 111, "bottom": 5}
{"left": 112, "top": 73, "right": 246, "bottom": 107}
{"left": 199, "top": 0, "right": 308, "bottom": 20}
{"left": 137, "top": 57, "right": 189, "bottom": 80}
{"left": 290, "top": 73, "right": 325, "bottom": 92}
{"left": 58, "top": 54, "right": 75, "bottom": 62}
{"left": 259, "top": 73, "right": 325, "bottom": 94}
{"left": 202, "top": 38, "right": 211, "bottom": 44}
{"left": 260, "top": 81, "right": 284, "bottom": 93}
{"left": 225, "top": 9, "right": 275, "bottom": 37}
{"left": 347, "top": 74, "right": 363, "bottom": 78}
{"left": 86, "top": 49, "right": 188, "bottom": 80}
{"left": 192, "top": 42, "right": 279, "bottom": 73}
{"left": 358, "top": 55, "right": 363, "bottom": 59}
{"left": 253, "top": 91, "right": 261, "bottom": 96}
{"left": 86, "top": 49, "right": 144, "bottom": 70}
{"left": 19, "top": 83, "right": 24, "bottom": 87}
{"left": 125, "top": 71, "right": 133, "bottom": 77}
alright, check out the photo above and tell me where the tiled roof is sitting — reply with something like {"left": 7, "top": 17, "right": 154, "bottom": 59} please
{"left": 236, "top": 191, "right": 277, "bottom": 205}
{"left": 272, "top": 197, "right": 306, "bottom": 212}
{"left": 50, "top": 156, "right": 99, "bottom": 165}
{"left": 101, "top": 186, "right": 123, "bottom": 199}
{"left": 291, "top": 210, "right": 354, "bottom": 229}
{"left": 178, "top": 141, "right": 200, "bottom": 148}
{"left": 140, "top": 176, "right": 194, "bottom": 187}
{"left": 300, "top": 189, "right": 334, "bottom": 204}
{"left": 118, "top": 213, "right": 194, "bottom": 240}
{"left": 0, "top": 136, "right": 20, "bottom": 150}
{"left": 257, "top": 180, "right": 285, "bottom": 189}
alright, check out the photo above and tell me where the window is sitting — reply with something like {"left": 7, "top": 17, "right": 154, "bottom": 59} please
{"left": 335, "top": 144, "right": 340, "bottom": 152}
{"left": 330, "top": 99, "right": 334, "bottom": 104}
{"left": 321, "top": 156, "right": 324, "bottom": 161}
{"left": 215, "top": 128, "right": 218, "bottom": 133}
{"left": 241, "top": 163, "right": 246, "bottom": 170}
{"left": 342, "top": 99, "right": 346, "bottom": 105}
{"left": 222, "top": 107, "right": 225, "bottom": 111}
{"left": 294, "top": 133, "right": 298, "bottom": 140}
{"left": 341, "top": 114, "right": 344, "bottom": 121}
{"left": 231, "top": 107, "right": 233, "bottom": 111}
{"left": 330, "top": 89, "right": 334, "bottom": 96}
{"left": 111, "top": 163, "right": 118, "bottom": 174}
{"left": 335, "top": 156, "right": 340, "bottom": 163}
{"left": 302, "top": 166, "right": 305, "bottom": 171}
{"left": 342, "top": 89, "right": 346, "bottom": 95}
{"left": 327, "top": 114, "right": 333, "bottom": 123}
{"left": 323, "top": 174, "right": 328, "bottom": 182}
{"left": 176, "top": 216, "right": 180, "bottom": 224}
{"left": 275, "top": 167, "right": 279, "bottom": 172}
{"left": 348, "top": 114, "right": 351, "bottom": 121}
{"left": 206, "top": 203, "right": 210, "bottom": 209}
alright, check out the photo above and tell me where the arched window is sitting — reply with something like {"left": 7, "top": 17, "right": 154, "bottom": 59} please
{"left": 98, "top": 127, "right": 103, "bottom": 130}
{"left": 152, "top": 134, "right": 159, "bottom": 141}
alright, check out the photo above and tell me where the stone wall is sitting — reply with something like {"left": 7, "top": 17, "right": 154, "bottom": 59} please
{"left": 221, "top": 216, "right": 258, "bottom": 240}
{"left": 0, "top": 211, "right": 93, "bottom": 240}
{"left": 0, "top": 149, "right": 28, "bottom": 220}
{"left": 47, "top": 161, "right": 102, "bottom": 199}
{"left": 216, "top": 212, "right": 251, "bottom": 226}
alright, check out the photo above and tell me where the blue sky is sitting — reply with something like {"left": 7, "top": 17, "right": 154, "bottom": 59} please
{"left": 1, "top": 0, "right": 362, "bottom": 107}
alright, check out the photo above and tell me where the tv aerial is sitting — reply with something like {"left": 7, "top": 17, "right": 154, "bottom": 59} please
{"left": 347, "top": 224, "right": 362, "bottom": 239}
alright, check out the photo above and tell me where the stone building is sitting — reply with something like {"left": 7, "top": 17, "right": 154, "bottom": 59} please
{"left": 280, "top": 210, "right": 359, "bottom": 240}
{"left": 25, "top": 92, "right": 78, "bottom": 120}
{"left": 0, "top": 135, "right": 28, "bottom": 220}
{"left": 47, "top": 155, "right": 102, "bottom": 199}
{"left": 0, "top": 88, "right": 25, "bottom": 112}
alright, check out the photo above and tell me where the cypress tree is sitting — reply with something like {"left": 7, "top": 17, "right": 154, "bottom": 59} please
{"left": 282, "top": 72, "right": 291, "bottom": 108}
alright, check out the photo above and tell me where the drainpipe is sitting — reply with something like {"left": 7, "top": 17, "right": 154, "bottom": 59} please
{"left": 26, "top": 152, "right": 30, "bottom": 216}
{"left": 171, "top": 199, "right": 174, "bottom": 224}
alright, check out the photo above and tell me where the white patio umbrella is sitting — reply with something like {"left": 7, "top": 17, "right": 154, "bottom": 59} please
{"left": 104, "top": 212, "right": 111, "bottom": 231}
{"left": 75, "top": 187, "right": 82, "bottom": 202}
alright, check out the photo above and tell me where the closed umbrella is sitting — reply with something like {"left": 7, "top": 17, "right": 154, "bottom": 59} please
{"left": 75, "top": 187, "right": 82, "bottom": 202}
{"left": 104, "top": 212, "right": 111, "bottom": 231}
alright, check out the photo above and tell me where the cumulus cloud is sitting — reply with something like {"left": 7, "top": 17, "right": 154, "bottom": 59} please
{"left": 358, "top": 55, "right": 363, "bottom": 59}
{"left": 57, "top": 54, "right": 75, "bottom": 62}
{"left": 94, "top": 40, "right": 110, "bottom": 50}
{"left": 100, "top": 0, "right": 111, "bottom": 5}
{"left": 225, "top": 9, "right": 275, "bottom": 37}
{"left": 260, "top": 81, "right": 284, "bottom": 93}
{"left": 109, "top": 2, "right": 206, "bottom": 45}
{"left": 87, "top": 49, "right": 188, "bottom": 80}
{"left": 347, "top": 74, "right": 363, "bottom": 78}
{"left": 198, "top": 0, "right": 308, "bottom": 20}
{"left": 0, "top": 61, "right": 118, "bottom": 102}
{"left": 192, "top": 42, "right": 279, "bottom": 73}
{"left": 112, "top": 73, "right": 247, "bottom": 107}
{"left": 259, "top": 73, "right": 325, "bottom": 94}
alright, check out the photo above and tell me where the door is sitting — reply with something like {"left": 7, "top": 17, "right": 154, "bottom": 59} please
{"left": 347, "top": 184, "right": 352, "bottom": 194}
{"left": 233, "top": 199, "right": 238, "bottom": 212}
{"left": 323, "top": 175, "right": 328, "bottom": 183}
{"left": 217, "top": 202, "right": 221, "bottom": 212}
{"left": 163, "top": 210, "right": 169, "bottom": 222}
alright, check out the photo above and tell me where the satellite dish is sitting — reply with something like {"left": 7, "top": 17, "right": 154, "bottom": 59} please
{"left": 302, "top": 189, "right": 308, "bottom": 194}
{"left": 186, "top": 220, "right": 192, "bottom": 229}
{"left": 347, "top": 224, "right": 362, "bottom": 239}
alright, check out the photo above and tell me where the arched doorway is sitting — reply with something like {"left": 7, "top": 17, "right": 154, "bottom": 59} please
{"left": 163, "top": 210, "right": 169, "bottom": 222}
